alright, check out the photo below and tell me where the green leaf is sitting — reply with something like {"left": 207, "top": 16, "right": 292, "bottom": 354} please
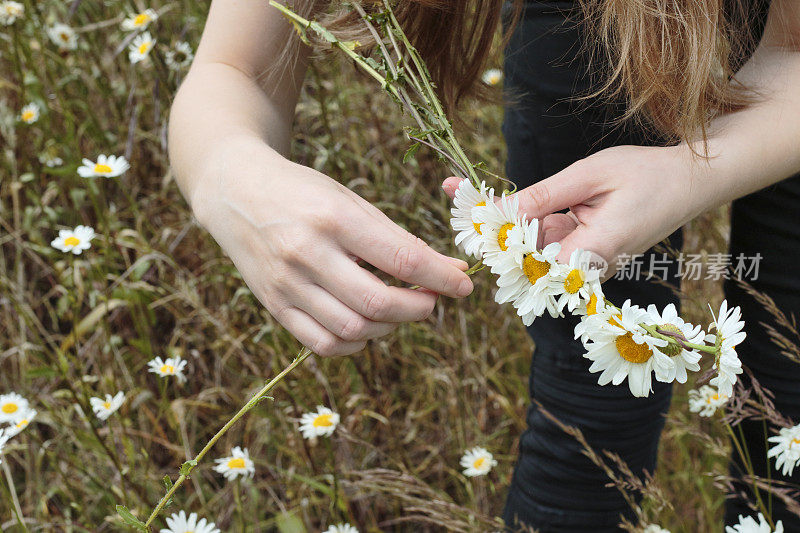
{"left": 179, "top": 459, "right": 197, "bottom": 476}
{"left": 402, "top": 143, "right": 420, "bottom": 163}
{"left": 115, "top": 505, "right": 148, "bottom": 531}
{"left": 275, "top": 511, "right": 306, "bottom": 533}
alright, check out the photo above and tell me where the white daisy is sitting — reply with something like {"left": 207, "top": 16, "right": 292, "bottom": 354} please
{"left": 165, "top": 41, "right": 194, "bottom": 71}
{"left": 474, "top": 191, "right": 524, "bottom": 270}
{"left": 39, "top": 153, "right": 63, "bottom": 167}
{"left": 298, "top": 406, "right": 339, "bottom": 439}
{"left": 491, "top": 217, "right": 563, "bottom": 325}
{"left": 51, "top": 225, "right": 95, "bottom": 255}
{"left": 129, "top": 32, "right": 156, "bottom": 63}
{"left": 0, "top": 393, "right": 29, "bottom": 424}
{"left": 706, "top": 300, "right": 746, "bottom": 397}
{"left": 122, "top": 8, "right": 158, "bottom": 31}
{"left": 0, "top": 1, "right": 23, "bottom": 25}
{"left": 481, "top": 68, "right": 503, "bottom": 86}
{"left": 160, "top": 510, "right": 220, "bottom": 533}
{"left": 89, "top": 392, "right": 124, "bottom": 421}
{"left": 450, "top": 179, "right": 493, "bottom": 259}
{"left": 582, "top": 300, "right": 674, "bottom": 398}
{"left": 213, "top": 446, "right": 255, "bottom": 481}
{"left": 19, "top": 102, "right": 40, "bottom": 124}
{"left": 47, "top": 23, "right": 78, "bottom": 51}
{"left": 323, "top": 524, "right": 359, "bottom": 533}
{"left": 767, "top": 424, "right": 800, "bottom": 477}
{"left": 643, "top": 526, "right": 671, "bottom": 533}
{"left": 460, "top": 446, "right": 497, "bottom": 477}
{"left": 573, "top": 285, "right": 615, "bottom": 345}
{"left": 77, "top": 154, "right": 130, "bottom": 178}
{"left": 725, "top": 514, "right": 783, "bottom": 533}
{"left": 646, "top": 303, "right": 704, "bottom": 384}
{"left": 688, "top": 385, "right": 728, "bottom": 417}
{"left": 554, "top": 248, "right": 601, "bottom": 314}
{"left": 147, "top": 356, "right": 188, "bottom": 384}
{"left": 5, "top": 408, "right": 36, "bottom": 437}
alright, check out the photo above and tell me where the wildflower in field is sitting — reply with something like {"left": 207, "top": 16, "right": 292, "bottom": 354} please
{"left": 643, "top": 525, "right": 671, "bottom": 533}
{"left": 0, "top": 1, "right": 23, "bottom": 25}
{"left": 646, "top": 303, "right": 704, "bottom": 384}
{"left": 481, "top": 68, "right": 503, "bottom": 86}
{"left": 688, "top": 385, "right": 728, "bottom": 417}
{"left": 460, "top": 446, "right": 497, "bottom": 477}
{"left": 492, "top": 217, "right": 562, "bottom": 325}
{"left": 0, "top": 429, "right": 9, "bottom": 464}
{"left": 725, "top": 513, "right": 783, "bottom": 533}
{"left": 89, "top": 392, "right": 124, "bottom": 421}
{"left": 5, "top": 408, "right": 36, "bottom": 437}
{"left": 51, "top": 225, "right": 94, "bottom": 255}
{"left": 767, "top": 423, "right": 800, "bottom": 477}
{"left": 160, "top": 510, "right": 220, "bottom": 533}
{"left": 298, "top": 406, "right": 339, "bottom": 439}
{"left": 554, "top": 248, "right": 601, "bottom": 314}
{"left": 213, "top": 446, "right": 255, "bottom": 481}
{"left": 19, "top": 102, "right": 40, "bottom": 124}
{"left": 77, "top": 154, "right": 130, "bottom": 178}
{"left": 474, "top": 191, "right": 525, "bottom": 270}
{"left": 582, "top": 300, "right": 674, "bottom": 397}
{"left": 122, "top": 8, "right": 158, "bottom": 31}
{"left": 147, "top": 356, "right": 188, "bottom": 383}
{"left": 450, "top": 179, "right": 493, "bottom": 258}
{"left": 0, "top": 393, "right": 29, "bottom": 424}
{"left": 323, "top": 524, "right": 359, "bottom": 533}
{"left": 165, "top": 41, "right": 194, "bottom": 71}
{"left": 39, "top": 153, "right": 63, "bottom": 167}
{"left": 706, "top": 300, "right": 745, "bottom": 397}
{"left": 129, "top": 32, "right": 156, "bottom": 64}
{"left": 47, "top": 23, "right": 78, "bottom": 51}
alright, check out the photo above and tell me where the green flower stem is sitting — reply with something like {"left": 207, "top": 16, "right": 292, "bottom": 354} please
{"left": 143, "top": 347, "right": 313, "bottom": 528}
{"left": 724, "top": 421, "right": 775, "bottom": 529}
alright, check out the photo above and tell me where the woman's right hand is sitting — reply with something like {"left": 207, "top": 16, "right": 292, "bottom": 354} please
{"left": 189, "top": 137, "right": 474, "bottom": 357}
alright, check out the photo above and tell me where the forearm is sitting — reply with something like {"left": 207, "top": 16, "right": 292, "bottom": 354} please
{"left": 682, "top": 44, "right": 800, "bottom": 217}
{"left": 167, "top": 61, "right": 297, "bottom": 210}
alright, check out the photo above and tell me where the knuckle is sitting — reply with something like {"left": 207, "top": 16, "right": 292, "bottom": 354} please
{"left": 362, "top": 289, "right": 388, "bottom": 320}
{"left": 311, "top": 335, "right": 339, "bottom": 357}
{"left": 278, "top": 227, "right": 315, "bottom": 264}
{"left": 392, "top": 244, "right": 422, "bottom": 279}
{"left": 338, "top": 315, "right": 366, "bottom": 341}
{"left": 524, "top": 184, "right": 551, "bottom": 214}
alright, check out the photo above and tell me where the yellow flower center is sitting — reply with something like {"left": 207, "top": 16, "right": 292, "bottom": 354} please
{"left": 608, "top": 314, "right": 623, "bottom": 328}
{"left": 160, "top": 364, "right": 175, "bottom": 374}
{"left": 472, "top": 201, "right": 485, "bottom": 234}
{"left": 134, "top": 13, "right": 150, "bottom": 26}
{"left": 2, "top": 402, "right": 18, "bottom": 414}
{"left": 523, "top": 254, "right": 550, "bottom": 285}
{"left": 564, "top": 269, "right": 584, "bottom": 294}
{"left": 706, "top": 393, "right": 720, "bottom": 404}
{"left": 313, "top": 413, "right": 333, "bottom": 427}
{"left": 64, "top": 236, "right": 80, "bottom": 246}
{"left": 227, "top": 457, "right": 246, "bottom": 469}
{"left": 15, "top": 419, "right": 28, "bottom": 428}
{"left": 497, "top": 223, "right": 515, "bottom": 251}
{"left": 473, "top": 457, "right": 485, "bottom": 469}
{"left": 60, "top": 32, "right": 70, "bottom": 42}
{"left": 21, "top": 110, "right": 34, "bottom": 121}
{"left": 587, "top": 294, "right": 599, "bottom": 315}
{"left": 102, "top": 401, "right": 111, "bottom": 409}
{"left": 615, "top": 332, "right": 653, "bottom": 364}
{"left": 138, "top": 42, "right": 151, "bottom": 55}
{"left": 94, "top": 163, "right": 112, "bottom": 174}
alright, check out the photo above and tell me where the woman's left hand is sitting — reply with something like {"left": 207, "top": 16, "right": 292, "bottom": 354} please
{"left": 443, "top": 144, "right": 706, "bottom": 276}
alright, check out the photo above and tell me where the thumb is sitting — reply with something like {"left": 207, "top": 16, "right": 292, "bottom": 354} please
{"left": 511, "top": 162, "right": 598, "bottom": 221}
{"left": 441, "top": 176, "right": 463, "bottom": 200}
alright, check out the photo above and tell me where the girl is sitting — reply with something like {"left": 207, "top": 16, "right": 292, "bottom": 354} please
{"left": 169, "top": 0, "right": 800, "bottom": 530}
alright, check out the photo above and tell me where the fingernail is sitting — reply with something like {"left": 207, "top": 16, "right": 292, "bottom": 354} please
{"left": 457, "top": 277, "right": 473, "bottom": 297}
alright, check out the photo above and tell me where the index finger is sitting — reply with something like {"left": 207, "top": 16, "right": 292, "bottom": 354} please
{"left": 339, "top": 216, "right": 473, "bottom": 298}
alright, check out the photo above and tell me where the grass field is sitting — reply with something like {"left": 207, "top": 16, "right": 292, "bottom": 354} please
{"left": 0, "top": 1, "right": 757, "bottom": 531}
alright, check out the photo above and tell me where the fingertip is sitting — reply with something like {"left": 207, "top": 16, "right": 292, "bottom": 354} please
{"left": 441, "top": 176, "right": 463, "bottom": 199}
{"left": 456, "top": 276, "right": 474, "bottom": 297}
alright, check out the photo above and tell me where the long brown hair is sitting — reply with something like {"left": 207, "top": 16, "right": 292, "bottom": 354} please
{"left": 296, "top": 0, "right": 759, "bottom": 146}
